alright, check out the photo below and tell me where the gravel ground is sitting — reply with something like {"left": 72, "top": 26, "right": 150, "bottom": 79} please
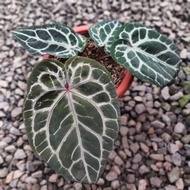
{"left": 0, "top": 0, "right": 190, "bottom": 189}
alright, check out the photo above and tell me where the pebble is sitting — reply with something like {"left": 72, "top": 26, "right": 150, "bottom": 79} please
{"left": 133, "top": 153, "right": 142, "bottom": 163}
{"left": 14, "top": 149, "right": 26, "bottom": 159}
{"left": 168, "top": 143, "right": 179, "bottom": 154}
{"left": 111, "top": 180, "right": 120, "bottom": 189}
{"left": 174, "top": 122, "right": 186, "bottom": 133}
{"left": 135, "top": 104, "right": 146, "bottom": 114}
{"left": 161, "top": 86, "right": 170, "bottom": 100}
{"left": 165, "top": 185, "right": 178, "bottom": 190}
{"left": 150, "top": 177, "right": 163, "bottom": 187}
{"left": 150, "top": 154, "right": 164, "bottom": 161}
{"left": 11, "top": 107, "right": 22, "bottom": 118}
{"left": 139, "top": 165, "right": 150, "bottom": 174}
{"left": 151, "top": 120, "right": 165, "bottom": 128}
{"left": 0, "top": 168, "right": 8, "bottom": 178}
{"left": 0, "top": 155, "right": 3, "bottom": 164}
{"left": 13, "top": 170, "right": 24, "bottom": 179}
{"left": 49, "top": 174, "right": 58, "bottom": 183}
{"left": 172, "top": 153, "right": 182, "bottom": 166}
{"left": 5, "top": 171, "right": 14, "bottom": 184}
{"left": 170, "top": 91, "right": 184, "bottom": 101}
{"left": 31, "top": 171, "right": 43, "bottom": 178}
{"left": 167, "top": 167, "right": 181, "bottom": 183}
{"left": 175, "top": 178, "right": 184, "bottom": 190}
{"left": 25, "top": 176, "right": 37, "bottom": 184}
{"left": 73, "top": 182, "right": 83, "bottom": 190}
{"left": 105, "top": 171, "right": 118, "bottom": 181}
{"left": 127, "top": 174, "right": 135, "bottom": 183}
{"left": 138, "top": 179, "right": 147, "bottom": 190}
{"left": 114, "top": 155, "right": 124, "bottom": 166}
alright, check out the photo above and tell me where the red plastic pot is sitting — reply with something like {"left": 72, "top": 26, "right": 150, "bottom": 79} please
{"left": 43, "top": 25, "right": 134, "bottom": 98}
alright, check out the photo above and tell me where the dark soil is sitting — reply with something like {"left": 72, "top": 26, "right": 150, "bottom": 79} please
{"left": 79, "top": 39, "right": 126, "bottom": 87}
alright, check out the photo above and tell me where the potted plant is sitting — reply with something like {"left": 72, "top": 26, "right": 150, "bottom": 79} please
{"left": 12, "top": 20, "right": 181, "bottom": 184}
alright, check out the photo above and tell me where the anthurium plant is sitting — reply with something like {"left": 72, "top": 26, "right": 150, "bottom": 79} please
{"left": 12, "top": 20, "right": 181, "bottom": 183}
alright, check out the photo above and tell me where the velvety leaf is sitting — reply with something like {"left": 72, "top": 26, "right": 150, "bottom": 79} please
{"left": 23, "top": 56, "right": 120, "bottom": 183}
{"left": 111, "top": 23, "right": 181, "bottom": 87}
{"left": 88, "top": 20, "right": 122, "bottom": 53}
{"left": 12, "top": 23, "right": 87, "bottom": 58}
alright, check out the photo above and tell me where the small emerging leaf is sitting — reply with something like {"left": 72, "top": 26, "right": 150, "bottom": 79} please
{"left": 23, "top": 56, "right": 120, "bottom": 183}
{"left": 88, "top": 20, "right": 122, "bottom": 53}
{"left": 111, "top": 23, "right": 181, "bottom": 87}
{"left": 12, "top": 23, "right": 87, "bottom": 58}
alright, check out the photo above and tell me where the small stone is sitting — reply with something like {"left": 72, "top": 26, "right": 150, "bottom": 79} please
{"left": 168, "top": 167, "right": 181, "bottom": 183}
{"left": 175, "top": 178, "right": 184, "bottom": 190}
{"left": 133, "top": 153, "right": 142, "bottom": 163}
{"left": 140, "top": 143, "right": 149, "bottom": 153}
{"left": 0, "top": 155, "right": 3, "bottom": 164}
{"left": 120, "top": 115, "right": 128, "bottom": 125}
{"left": 105, "top": 171, "right": 118, "bottom": 181}
{"left": 25, "top": 176, "right": 37, "bottom": 184}
{"left": 127, "top": 174, "right": 135, "bottom": 183}
{"left": 172, "top": 153, "right": 182, "bottom": 166}
{"left": 168, "top": 143, "right": 179, "bottom": 154}
{"left": 162, "top": 133, "right": 172, "bottom": 142}
{"left": 5, "top": 145, "right": 16, "bottom": 153}
{"left": 138, "top": 179, "right": 147, "bottom": 190}
{"left": 97, "top": 178, "right": 105, "bottom": 185}
{"left": 151, "top": 120, "right": 165, "bottom": 128}
{"left": 133, "top": 85, "right": 146, "bottom": 92}
{"left": 165, "top": 185, "right": 178, "bottom": 190}
{"left": 0, "top": 168, "right": 8, "bottom": 178}
{"left": 119, "top": 126, "right": 128, "bottom": 136}
{"left": 14, "top": 149, "right": 26, "bottom": 159}
{"left": 174, "top": 4, "right": 181, "bottom": 11}
{"left": 13, "top": 170, "right": 24, "bottom": 179}
{"left": 126, "top": 184, "right": 136, "bottom": 190}
{"left": 111, "top": 180, "right": 120, "bottom": 189}
{"left": 18, "top": 81, "right": 27, "bottom": 91}
{"left": 26, "top": 160, "right": 35, "bottom": 172}
{"left": 10, "top": 127, "right": 20, "bottom": 136}
{"left": 112, "top": 165, "right": 121, "bottom": 175}
{"left": 73, "top": 182, "right": 83, "bottom": 190}
{"left": 174, "top": 122, "right": 185, "bottom": 133}
{"left": 150, "top": 154, "right": 164, "bottom": 161}
{"left": 130, "top": 143, "right": 140, "bottom": 154}
{"left": 0, "top": 141, "right": 8, "bottom": 149}
{"left": 0, "top": 80, "right": 8, "bottom": 88}
{"left": 135, "top": 104, "right": 146, "bottom": 114}
{"left": 150, "top": 177, "right": 163, "bottom": 187}
{"left": 134, "top": 133, "right": 147, "bottom": 142}
{"left": 5, "top": 171, "right": 14, "bottom": 184}
{"left": 181, "top": 135, "right": 190, "bottom": 144}
{"left": 49, "top": 174, "right": 58, "bottom": 183}
{"left": 170, "top": 92, "right": 183, "bottom": 101}
{"left": 180, "top": 49, "right": 187, "bottom": 59}
{"left": 161, "top": 86, "right": 170, "bottom": 100}
{"left": 139, "top": 165, "right": 150, "bottom": 175}
{"left": 31, "top": 171, "right": 43, "bottom": 178}
{"left": 114, "top": 156, "right": 124, "bottom": 166}
{"left": 11, "top": 107, "right": 22, "bottom": 117}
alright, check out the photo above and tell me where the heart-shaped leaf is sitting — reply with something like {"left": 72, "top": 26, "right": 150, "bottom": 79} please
{"left": 23, "top": 56, "right": 120, "bottom": 183}
{"left": 12, "top": 23, "right": 87, "bottom": 58}
{"left": 111, "top": 23, "right": 181, "bottom": 87}
{"left": 88, "top": 20, "right": 122, "bottom": 53}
